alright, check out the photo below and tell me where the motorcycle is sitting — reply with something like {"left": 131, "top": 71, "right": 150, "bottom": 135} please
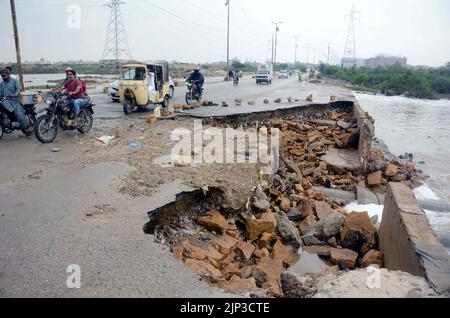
{"left": 185, "top": 80, "right": 203, "bottom": 105}
{"left": 0, "top": 96, "right": 37, "bottom": 141}
{"left": 233, "top": 75, "right": 239, "bottom": 86}
{"left": 34, "top": 92, "right": 95, "bottom": 144}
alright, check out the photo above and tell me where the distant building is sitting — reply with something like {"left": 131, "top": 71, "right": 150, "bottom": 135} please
{"left": 365, "top": 55, "right": 407, "bottom": 68}
{"left": 341, "top": 58, "right": 366, "bottom": 68}
{"left": 340, "top": 55, "right": 408, "bottom": 69}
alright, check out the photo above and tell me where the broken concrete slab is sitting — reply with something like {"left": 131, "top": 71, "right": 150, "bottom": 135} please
{"left": 322, "top": 147, "right": 361, "bottom": 174}
{"left": 312, "top": 186, "right": 356, "bottom": 202}
{"left": 357, "top": 186, "right": 385, "bottom": 205}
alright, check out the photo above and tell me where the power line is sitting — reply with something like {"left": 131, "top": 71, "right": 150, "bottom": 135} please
{"left": 140, "top": 0, "right": 225, "bottom": 32}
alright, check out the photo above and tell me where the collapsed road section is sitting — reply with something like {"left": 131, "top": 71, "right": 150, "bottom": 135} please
{"left": 144, "top": 100, "right": 449, "bottom": 298}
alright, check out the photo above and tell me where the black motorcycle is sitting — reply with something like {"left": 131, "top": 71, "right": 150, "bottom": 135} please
{"left": 185, "top": 80, "right": 203, "bottom": 105}
{"left": 233, "top": 75, "right": 239, "bottom": 86}
{"left": 0, "top": 96, "right": 37, "bottom": 141}
{"left": 34, "top": 92, "right": 95, "bottom": 144}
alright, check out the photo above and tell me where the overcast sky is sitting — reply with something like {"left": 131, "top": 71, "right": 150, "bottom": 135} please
{"left": 1, "top": 0, "right": 449, "bottom": 66}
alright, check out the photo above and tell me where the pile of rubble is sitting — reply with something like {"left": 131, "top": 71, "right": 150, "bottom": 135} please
{"left": 148, "top": 110, "right": 426, "bottom": 297}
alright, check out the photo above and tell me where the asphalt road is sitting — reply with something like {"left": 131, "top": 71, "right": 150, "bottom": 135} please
{"left": 91, "top": 75, "right": 354, "bottom": 119}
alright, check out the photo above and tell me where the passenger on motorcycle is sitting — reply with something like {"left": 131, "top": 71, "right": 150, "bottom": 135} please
{"left": 186, "top": 67, "right": 204, "bottom": 96}
{"left": 54, "top": 69, "right": 85, "bottom": 127}
{"left": 0, "top": 68, "right": 31, "bottom": 133}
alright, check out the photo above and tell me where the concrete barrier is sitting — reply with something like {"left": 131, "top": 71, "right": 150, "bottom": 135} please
{"left": 353, "top": 102, "right": 375, "bottom": 173}
{"left": 379, "top": 182, "right": 450, "bottom": 295}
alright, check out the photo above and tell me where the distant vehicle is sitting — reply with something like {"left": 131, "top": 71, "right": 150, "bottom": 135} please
{"left": 120, "top": 61, "right": 172, "bottom": 114}
{"left": 256, "top": 69, "right": 272, "bottom": 85}
{"left": 109, "top": 76, "right": 175, "bottom": 102}
{"left": 278, "top": 70, "right": 289, "bottom": 79}
{"left": 108, "top": 80, "right": 120, "bottom": 102}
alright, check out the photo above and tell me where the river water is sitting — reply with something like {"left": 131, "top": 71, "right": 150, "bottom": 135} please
{"left": 21, "top": 73, "right": 118, "bottom": 87}
{"left": 355, "top": 93, "right": 450, "bottom": 233}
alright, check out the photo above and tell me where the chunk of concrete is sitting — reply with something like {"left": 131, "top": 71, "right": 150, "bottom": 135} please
{"left": 322, "top": 147, "right": 361, "bottom": 174}
{"left": 357, "top": 186, "right": 385, "bottom": 205}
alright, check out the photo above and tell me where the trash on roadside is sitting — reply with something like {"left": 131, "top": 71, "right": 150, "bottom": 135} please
{"left": 51, "top": 148, "right": 61, "bottom": 153}
{"left": 97, "top": 135, "right": 115, "bottom": 144}
{"left": 235, "top": 99, "right": 242, "bottom": 106}
{"left": 147, "top": 114, "right": 157, "bottom": 124}
{"left": 274, "top": 98, "right": 282, "bottom": 103}
{"left": 161, "top": 109, "right": 173, "bottom": 117}
{"left": 174, "top": 157, "right": 190, "bottom": 167}
{"left": 306, "top": 94, "right": 313, "bottom": 102}
{"left": 127, "top": 141, "right": 141, "bottom": 149}
{"left": 153, "top": 106, "right": 162, "bottom": 118}
{"left": 222, "top": 101, "right": 229, "bottom": 107}
{"left": 263, "top": 99, "right": 270, "bottom": 104}
{"left": 248, "top": 100, "right": 256, "bottom": 106}
{"left": 288, "top": 97, "right": 294, "bottom": 103}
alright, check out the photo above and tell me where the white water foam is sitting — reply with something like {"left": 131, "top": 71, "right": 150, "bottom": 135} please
{"left": 344, "top": 202, "right": 384, "bottom": 226}
{"left": 412, "top": 184, "right": 441, "bottom": 201}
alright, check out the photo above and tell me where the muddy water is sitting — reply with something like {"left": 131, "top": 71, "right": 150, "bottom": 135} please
{"left": 355, "top": 93, "right": 450, "bottom": 233}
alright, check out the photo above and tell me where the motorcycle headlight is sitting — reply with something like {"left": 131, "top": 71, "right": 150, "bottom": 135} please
{"left": 45, "top": 95, "right": 54, "bottom": 105}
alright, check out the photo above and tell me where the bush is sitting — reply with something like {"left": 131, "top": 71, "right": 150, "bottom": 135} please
{"left": 319, "top": 63, "right": 450, "bottom": 99}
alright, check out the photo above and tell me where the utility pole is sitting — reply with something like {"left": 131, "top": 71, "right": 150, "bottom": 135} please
{"left": 267, "top": 40, "right": 272, "bottom": 64}
{"left": 271, "top": 21, "right": 282, "bottom": 67}
{"left": 305, "top": 43, "right": 311, "bottom": 65}
{"left": 293, "top": 35, "right": 300, "bottom": 66}
{"left": 9, "top": 0, "right": 24, "bottom": 90}
{"left": 226, "top": 0, "right": 230, "bottom": 72}
{"left": 271, "top": 34, "right": 274, "bottom": 66}
{"left": 327, "top": 42, "right": 331, "bottom": 65}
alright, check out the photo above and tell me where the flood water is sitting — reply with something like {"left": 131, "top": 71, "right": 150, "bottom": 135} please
{"left": 355, "top": 93, "right": 450, "bottom": 233}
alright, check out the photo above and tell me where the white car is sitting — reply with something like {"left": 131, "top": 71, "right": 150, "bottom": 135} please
{"left": 278, "top": 70, "right": 289, "bottom": 79}
{"left": 108, "top": 80, "right": 120, "bottom": 102}
{"left": 108, "top": 77, "right": 175, "bottom": 102}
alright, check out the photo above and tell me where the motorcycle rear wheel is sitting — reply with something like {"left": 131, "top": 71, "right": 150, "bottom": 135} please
{"left": 77, "top": 109, "right": 93, "bottom": 134}
{"left": 185, "top": 91, "right": 193, "bottom": 105}
{"left": 35, "top": 114, "right": 59, "bottom": 144}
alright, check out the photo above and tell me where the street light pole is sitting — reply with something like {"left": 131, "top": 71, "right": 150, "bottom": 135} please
{"left": 305, "top": 43, "right": 311, "bottom": 65}
{"left": 271, "top": 21, "right": 282, "bottom": 67}
{"left": 9, "top": 0, "right": 24, "bottom": 90}
{"left": 293, "top": 35, "right": 300, "bottom": 65}
{"left": 226, "top": 0, "right": 231, "bottom": 73}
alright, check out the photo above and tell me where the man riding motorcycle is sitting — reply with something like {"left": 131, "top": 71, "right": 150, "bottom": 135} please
{"left": 0, "top": 68, "right": 32, "bottom": 134}
{"left": 53, "top": 69, "right": 85, "bottom": 127}
{"left": 186, "top": 67, "right": 205, "bottom": 96}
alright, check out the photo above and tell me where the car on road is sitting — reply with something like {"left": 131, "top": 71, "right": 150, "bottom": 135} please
{"left": 256, "top": 69, "right": 273, "bottom": 85}
{"left": 108, "top": 80, "right": 120, "bottom": 102}
{"left": 278, "top": 70, "right": 289, "bottom": 79}
{"left": 109, "top": 77, "right": 175, "bottom": 102}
